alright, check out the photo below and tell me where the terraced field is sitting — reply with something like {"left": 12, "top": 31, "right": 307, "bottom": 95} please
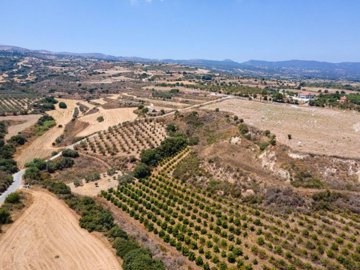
{"left": 77, "top": 119, "right": 167, "bottom": 158}
{"left": 102, "top": 148, "right": 360, "bottom": 270}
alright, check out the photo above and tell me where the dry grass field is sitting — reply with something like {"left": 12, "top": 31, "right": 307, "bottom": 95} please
{"left": 15, "top": 99, "right": 77, "bottom": 168}
{"left": 76, "top": 107, "right": 137, "bottom": 137}
{"left": 205, "top": 98, "right": 360, "bottom": 158}
{"left": 69, "top": 176, "right": 119, "bottom": 197}
{"left": 0, "top": 189, "right": 121, "bottom": 270}
{"left": 0, "top": 114, "right": 41, "bottom": 140}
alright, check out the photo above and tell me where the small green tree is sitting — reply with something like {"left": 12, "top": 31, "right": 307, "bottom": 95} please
{"left": 133, "top": 163, "right": 151, "bottom": 179}
{"left": 59, "top": 102, "right": 67, "bottom": 109}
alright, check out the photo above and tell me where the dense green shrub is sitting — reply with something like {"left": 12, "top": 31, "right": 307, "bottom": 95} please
{"left": 62, "top": 149, "right": 79, "bottom": 158}
{"left": 106, "top": 226, "right": 128, "bottom": 240}
{"left": 123, "top": 249, "right": 165, "bottom": 270}
{"left": 59, "top": 102, "right": 67, "bottom": 109}
{"left": 43, "top": 181, "right": 71, "bottom": 195}
{"left": 113, "top": 238, "right": 140, "bottom": 257}
{"left": 133, "top": 163, "right": 151, "bottom": 179}
{"left": 5, "top": 192, "right": 21, "bottom": 204}
{"left": 34, "top": 97, "right": 57, "bottom": 111}
{"left": 37, "top": 115, "right": 55, "bottom": 126}
{"left": 25, "top": 158, "right": 47, "bottom": 170}
{"left": 0, "top": 171, "right": 13, "bottom": 193}
{"left": 0, "top": 207, "right": 11, "bottom": 224}
{"left": 53, "top": 157, "right": 75, "bottom": 170}
{"left": 24, "top": 156, "right": 75, "bottom": 183}
{"left": 140, "top": 134, "right": 188, "bottom": 167}
{"left": 0, "top": 121, "right": 18, "bottom": 194}
{"left": 0, "top": 159, "right": 17, "bottom": 174}
{"left": 8, "top": 135, "right": 27, "bottom": 146}
{"left": 24, "top": 166, "right": 41, "bottom": 182}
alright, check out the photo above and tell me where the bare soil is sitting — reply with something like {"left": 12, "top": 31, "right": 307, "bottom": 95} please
{"left": 69, "top": 176, "right": 119, "bottom": 197}
{"left": 0, "top": 189, "right": 121, "bottom": 270}
{"left": 76, "top": 107, "right": 137, "bottom": 137}
{"left": 0, "top": 114, "right": 41, "bottom": 140}
{"left": 15, "top": 99, "right": 77, "bottom": 168}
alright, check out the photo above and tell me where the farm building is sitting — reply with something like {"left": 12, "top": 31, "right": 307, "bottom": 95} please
{"left": 296, "top": 91, "right": 317, "bottom": 102}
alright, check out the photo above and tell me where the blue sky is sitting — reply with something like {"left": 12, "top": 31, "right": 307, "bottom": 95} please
{"left": 1, "top": 0, "right": 360, "bottom": 62}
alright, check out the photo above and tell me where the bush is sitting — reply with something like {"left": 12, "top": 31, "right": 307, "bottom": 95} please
{"left": 106, "top": 225, "right": 128, "bottom": 240}
{"left": 43, "top": 181, "right": 71, "bottom": 195}
{"left": 24, "top": 166, "right": 41, "bottom": 182}
{"left": 54, "top": 157, "right": 75, "bottom": 170}
{"left": 59, "top": 102, "right": 67, "bottom": 109}
{"left": 8, "top": 135, "right": 27, "bottom": 146}
{"left": 123, "top": 249, "right": 165, "bottom": 270}
{"left": 239, "top": 123, "right": 249, "bottom": 135}
{"left": 5, "top": 192, "right": 21, "bottom": 204}
{"left": 25, "top": 158, "right": 47, "bottom": 170}
{"left": 0, "top": 207, "right": 11, "bottom": 224}
{"left": 107, "top": 167, "right": 116, "bottom": 176}
{"left": 166, "top": 124, "right": 177, "bottom": 134}
{"left": 118, "top": 174, "right": 134, "bottom": 185}
{"left": 113, "top": 238, "right": 139, "bottom": 257}
{"left": 85, "top": 172, "right": 100, "bottom": 182}
{"left": 0, "top": 159, "right": 18, "bottom": 174}
{"left": 0, "top": 171, "right": 13, "bottom": 193}
{"left": 133, "top": 163, "right": 151, "bottom": 179}
{"left": 37, "top": 115, "right": 55, "bottom": 126}
{"left": 62, "top": 149, "right": 79, "bottom": 158}
{"left": 140, "top": 134, "right": 188, "bottom": 167}
{"left": 97, "top": 116, "right": 104, "bottom": 122}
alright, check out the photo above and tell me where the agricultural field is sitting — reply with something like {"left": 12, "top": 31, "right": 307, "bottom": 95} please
{"left": 77, "top": 119, "right": 167, "bottom": 159}
{"left": 0, "top": 96, "right": 39, "bottom": 115}
{"left": 102, "top": 148, "right": 360, "bottom": 270}
{"left": 0, "top": 189, "right": 121, "bottom": 270}
{"left": 205, "top": 98, "right": 360, "bottom": 159}
{"left": 1, "top": 48, "right": 360, "bottom": 270}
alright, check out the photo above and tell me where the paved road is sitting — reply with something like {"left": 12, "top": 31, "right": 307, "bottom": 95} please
{"left": 0, "top": 139, "right": 82, "bottom": 205}
{"left": 0, "top": 170, "right": 25, "bottom": 204}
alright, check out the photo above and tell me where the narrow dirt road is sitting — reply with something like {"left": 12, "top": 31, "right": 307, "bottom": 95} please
{"left": 0, "top": 189, "right": 121, "bottom": 270}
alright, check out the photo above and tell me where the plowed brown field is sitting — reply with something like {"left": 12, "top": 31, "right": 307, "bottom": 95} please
{"left": 0, "top": 189, "right": 121, "bottom": 270}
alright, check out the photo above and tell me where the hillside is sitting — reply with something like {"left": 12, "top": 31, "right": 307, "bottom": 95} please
{"left": 2, "top": 45, "right": 360, "bottom": 80}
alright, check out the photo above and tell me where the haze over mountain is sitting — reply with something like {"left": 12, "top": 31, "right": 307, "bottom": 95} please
{"left": 2, "top": 45, "right": 360, "bottom": 81}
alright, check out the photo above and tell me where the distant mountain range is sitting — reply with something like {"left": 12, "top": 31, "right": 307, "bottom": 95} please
{"left": 1, "top": 44, "right": 360, "bottom": 81}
